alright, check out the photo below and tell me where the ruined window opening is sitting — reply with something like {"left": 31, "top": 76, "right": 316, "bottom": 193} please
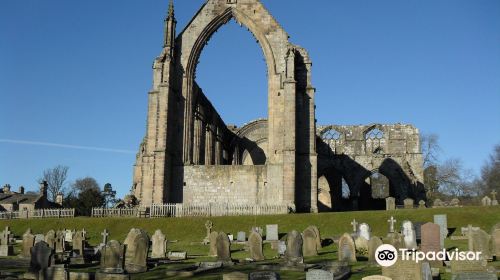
{"left": 322, "top": 128, "right": 342, "bottom": 154}
{"left": 341, "top": 178, "right": 350, "bottom": 199}
{"left": 365, "top": 128, "right": 384, "bottom": 140}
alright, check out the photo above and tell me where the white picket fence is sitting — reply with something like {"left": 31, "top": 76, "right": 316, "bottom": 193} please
{"left": 0, "top": 208, "right": 75, "bottom": 219}
{"left": 150, "top": 203, "right": 290, "bottom": 218}
{"left": 91, "top": 208, "right": 141, "bottom": 218}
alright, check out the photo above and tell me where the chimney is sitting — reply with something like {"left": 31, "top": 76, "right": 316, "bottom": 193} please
{"left": 39, "top": 181, "right": 48, "bottom": 198}
{"left": 19, "top": 186, "right": 25, "bottom": 194}
{"left": 3, "top": 184, "right": 11, "bottom": 194}
{"left": 56, "top": 193, "right": 64, "bottom": 206}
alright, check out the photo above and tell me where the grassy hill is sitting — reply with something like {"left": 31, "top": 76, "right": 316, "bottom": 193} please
{"left": 0, "top": 206, "right": 499, "bottom": 279}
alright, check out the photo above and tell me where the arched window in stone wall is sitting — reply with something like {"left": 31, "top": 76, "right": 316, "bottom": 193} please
{"left": 322, "top": 128, "right": 342, "bottom": 155}
{"left": 365, "top": 127, "right": 385, "bottom": 154}
{"left": 342, "top": 178, "right": 350, "bottom": 199}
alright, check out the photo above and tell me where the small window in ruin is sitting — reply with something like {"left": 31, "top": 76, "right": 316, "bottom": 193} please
{"left": 323, "top": 129, "right": 342, "bottom": 141}
{"left": 365, "top": 128, "right": 384, "bottom": 140}
{"left": 341, "top": 178, "right": 350, "bottom": 199}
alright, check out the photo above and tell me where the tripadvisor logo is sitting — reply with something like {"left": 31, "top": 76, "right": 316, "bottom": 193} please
{"left": 375, "top": 244, "right": 483, "bottom": 267}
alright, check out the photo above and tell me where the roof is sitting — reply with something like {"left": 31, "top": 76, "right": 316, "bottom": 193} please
{"left": 0, "top": 193, "right": 41, "bottom": 205}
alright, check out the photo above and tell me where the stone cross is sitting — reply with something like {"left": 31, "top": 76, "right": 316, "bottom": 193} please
{"left": 101, "top": 229, "right": 109, "bottom": 245}
{"left": 388, "top": 216, "right": 397, "bottom": 233}
{"left": 2, "top": 227, "right": 11, "bottom": 244}
{"left": 491, "top": 190, "right": 497, "bottom": 201}
{"left": 82, "top": 228, "right": 87, "bottom": 239}
{"left": 351, "top": 219, "right": 358, "bottom": 233}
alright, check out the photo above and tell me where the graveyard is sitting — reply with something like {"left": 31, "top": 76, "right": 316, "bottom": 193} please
{"left": 0, "top": 206, "right": 499, "bottom": 279}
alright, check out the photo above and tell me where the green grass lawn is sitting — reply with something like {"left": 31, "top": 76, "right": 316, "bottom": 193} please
{"left": 1, "top": 206, "right": 499, "bottom": 279}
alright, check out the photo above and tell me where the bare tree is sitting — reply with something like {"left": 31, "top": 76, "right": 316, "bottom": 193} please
{"left": 40, "top": 165, "right": 69, "bottom": 202}
{"left": 437, "top": 158, "right": 477, "bottom": 197}
{"left": 420, "top": 133, "right": 441, "bottom": 168}
{"left": 480, "top": 144, "right": 500, "bottom": 195}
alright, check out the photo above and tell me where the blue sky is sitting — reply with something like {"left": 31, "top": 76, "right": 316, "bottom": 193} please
{"left": 1, "top": 0, "right": 499, "bottom": 198}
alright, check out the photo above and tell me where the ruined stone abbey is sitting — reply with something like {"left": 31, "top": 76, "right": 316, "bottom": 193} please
{"left": 133, "top": 0, "right": 426, "bottom": 212}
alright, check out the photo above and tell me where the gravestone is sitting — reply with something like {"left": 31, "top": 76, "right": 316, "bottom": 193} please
{"left": 22, "top": 229, "right": 35, "bottom": 258}
{"left": 491, "top": 223, "right": 500, "bottom": 257}
{"left": 450, "top": 198, "right": 460, "bottom": 207}
{"left": 306, "top": 269, "right": 333, "bottom": 280}
{"left": 354, "top": 236, "right": 369, "bottom": 256}
{"left": 252, "top": 227, "right": 264, "bottom": 236}
{"left": 123, "top": 228, "right": 150, "bottom": 273}
{"left": 209, "top": 231, "right": 218, "bottom": 256}
{"left": 306, "top": 225, "right": 322, "bottom": 249}
{"left": 468, "top": 229, "right": 492, "bottom": 260}
{"left": 237, "top": 231, "right": 246, "bottom": 242}
{"left": 338, "top": 233, "right": 356, "bottom": 263}
{"left": 216, "top": 232, "right": 231, "bottom": 262}
{"left": 223, "top": 272, "right": 248, "bottom": 280}
{"left": 30, "top": 241, "right": 53, "bottom": 273}
{"left": 45, "top": 230, "right": 57, "bottom": 250}
{"left": 204, "top": 220, "right": 213, "bottom": 244}
{"left": 167, "top": 251, "right": 187, "bottom": 260}
{"left": 72, "top": 230, "right": 85, "bottom": 256}
{"left": 284, "top": 230, "right": 303, "bottom": 265}
{"left": 414, "top": 222, "right": 424, "bottom": 242}
{"left": 55, "top": 230, "right": 65, "bottom": 254}
{"left": 481, "top": 196, "right": 492, "bottom": 206}
{"left": 249, "top": 271, "right": 280, "bottom": 280}
{"left": 386, "top": 197, "right": 396, "bottom": 210}
{"left": 491, "top": 190, "right": 498, "bottom": 206}
{"left": 382, "top": 259, "right": 425, "bottom": 280}
{"left": 368, "top": 236, "right": 383, "bottom": 262}
{"left": 266, "top": 225, "right": 279, "bottom": 241}
{"left": 433, "top": 199, "right": 444, "bottom": 207}
{"left": 35, "top": 234, "right": 45, "bottom": 244}
{"left": 151, "top": 229, "right": 167, "bottom": 259}
{"left": 418, "top": 200, "right": 426, "bottom": 208}
{"left": 362, "top": 276, "right": 392, "bottom": 280}
{"left": 450, "top": 259, "right": 488, "bottom": 279}
{"left": 403, "top": 198, "right": 414, "bottom": 209}
{"left": 101, "top": 229, "right": 109, "bottom": 246}
{"left": 100, "top": 240, "right": 125, "bottom": 274}
{"left": 387, "top": 217, "right": 397, "bottom": 233}
{"left": 351, "top": 219, "right": 359, "bottom": 233}
{"left": 248, "top": 231, "right": 264, "bottom": 261}
{"left": 65, "top": 229, "right": 74, "bottom": 243}
{"left": 421, "top": 223, "right": 441, "bottom": 252}
{"left": 228, "top": 234, "right": 234, "bottom": 241}
{"left": 433, "top": 214, "right": 448, "bottom": 248}
{"left": 277, "top": 241, "right": 286, "bottom": 256}
{"left": 401, "top": 220, "right": 417, "bottom": 249}
{"left": 358, "top": 223, "right": 371, "bottom": 240}
{"left": 303, "top": 227, "right": 318, "bottom": 257}
{"left": 0, "top": 226, "right": 14, "bottom": 256}
{"left": 386, "top": 232, "right": 404, "bottom": 249}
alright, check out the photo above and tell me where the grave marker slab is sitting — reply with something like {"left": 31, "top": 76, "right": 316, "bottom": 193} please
{"left": 266, "top": 225, "right": 279, "bottom": 241}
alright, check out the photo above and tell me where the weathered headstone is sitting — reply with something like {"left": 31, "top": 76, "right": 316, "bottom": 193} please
{"left": 382, "top": 259, "right": 425, "bottom": 280}
{"left": 450, "top": 259, "right": 493, "bottom": 280}
{"left": 223, "top": 272, "right": 248, "bottom": 280}
{"left": 204, "top": 220, "right": 213, "bottom": 244}
{"left": 167, "top": 251, "right": 187, "bottom": 260}
{"left": 401, "top": 220, "right": 417, "bottom": 249}
{"left": 209, "top": 231, "right": 218, "bottom": 256}
{"left": 266, "top": 225, "right": 279, "bottom": 241}
{"left": 151, "top": 229, "right": 167, "bottom": 259}
{"left": 248, "top": 231, "right": 264, "bottom": 261}
{"left": 433, "top": 214, "right": 448, "bottom": 248}
{"left": 284, "top": 230, "right": 303, "bottom": 265}
{"left": 306, "top": 269, "right": 333, "bottom": 280}
{"left": 123, "top": 228, "right": 150, "bottom": 273}
{"left": 354, "top": 236, "right": 369, "bottom": 256}
{"left": 216, "top": 232, "right": 231, "bottom": 262}
{"left": 277, "top": 241, "right": 286, "bottom": 256}
{"left": 403, "top": 198, "right": 414, "bottom": 209}
{"left": 418, "top": 200, "right": 426, "bottom": 208}
{"left": 30, "top": 241, "right": 53, "bottom": 273}
{"left": 72, "top": 230, "right": 85, "bottom": 256}
{"left": 237, "top": 231, "right": 246, "bottom": 242}
{"left": 481, "top": 196, "right": 492, "bottom": 206}
{"left": 101, "top": 229, "right": 109, "bottom": 246}
{"left": 387, "top": 216, "right": 397, "bottom": 233}
{"left": 22, "top": 229, "right": 35, "bottom": 258}
{"left": 0, "top": 226, "right": 14, "bottom": 256}
{"left": 65, "top": 229, "right": 74, "bottom": 243}
{"left": 450, "top": 198, "right": 460, "bottom": 207}
{"left": 35, "top": 234, "right": 45, "bottom": 244}
{"left": 468, "top": 228, "right": 492, "bottom": 260}
{"left": 249, "top": 271, "right": 280, "bottom": 280}
{"left": 386, "top": 232, "right": 404, "bottom": 249}
{"left": 367, "top": 236, "right": 383, "bottom": 262}
{"left": 491, "top": 223, "right": 500, "bottom": 257}
{"left": 45, "top": 230, "right": 56, "bottom": 250}
{"left": 433, "top": 198, "right": 444, "bottom": 207}
{"left": 306, "top": 225, "right": 322, "bottom": 249}
{"left": 55, "top": 230, "right": 65, "bottom": 254}
{"left": 421, "top": 223, "right": 441, "bottom": 252}
{"left": 358, "top": 223, "right": 371, "bottom": 240}
{"left": 338, "top": 233, "right": 356, "bottom": 263}
{"left": 362, "top": 276, "right": 392, "bottom": 280}
{"left": 303, "top": 227, "right": 318, "bottom": 257}
{"left": 100, "top": 240, "right": 125, "bottom": 274}
{"left": 386, "top": 197, "right": 396, "bottom": 210}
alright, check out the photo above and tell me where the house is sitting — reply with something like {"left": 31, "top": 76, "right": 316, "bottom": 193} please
{"left": 0, "top": 182, "right": 62, "bottom": 212}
